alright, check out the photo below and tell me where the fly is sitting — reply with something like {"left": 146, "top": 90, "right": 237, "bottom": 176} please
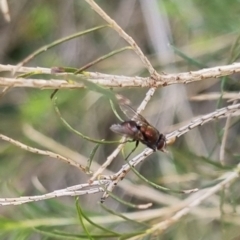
{"left": 110, "top": 104, "right": 166, "bottom": 156}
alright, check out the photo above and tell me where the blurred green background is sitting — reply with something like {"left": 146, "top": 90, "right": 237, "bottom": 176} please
{"left": 1, "top": 0, "right": 240, "bottom": 239}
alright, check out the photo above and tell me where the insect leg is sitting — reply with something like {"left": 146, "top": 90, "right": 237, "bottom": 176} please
{"left": 125, "top": 140, "right": 139, "bottom": 161}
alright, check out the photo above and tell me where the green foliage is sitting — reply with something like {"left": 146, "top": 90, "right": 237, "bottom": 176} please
{"left": 20, "top": 90, "right": 52, "bottom": 124}
{"left": 1, "top": 0, "right": 240, "bottom": 239}
{"left": 28, "top": 4, "right": 55, "bottom": 39}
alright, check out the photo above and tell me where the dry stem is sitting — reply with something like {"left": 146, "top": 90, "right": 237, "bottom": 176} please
{"left": 0, "top": 133, "right": 88, "bottom": 172}
{"left": 84, "top": 0, "right": 157, "bottom": 76}
{"left": 1, "top": 62, "right": 240, "bottom": 88}
{"left": 2, "top": 103, "right": 239, "bottom": 206}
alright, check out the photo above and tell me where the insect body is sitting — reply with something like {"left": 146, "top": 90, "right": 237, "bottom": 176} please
{"left": 110, "top": 104, "right": 166, "bottom": 152}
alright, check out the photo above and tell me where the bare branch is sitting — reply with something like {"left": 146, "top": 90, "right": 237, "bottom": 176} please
{"left": 23, "top": 125, "right": 175, "bottom": 205}
{"left": 100, "top": 103, "right": 240, "bottom": 201}
{"left": 0, "top": 0, "right": 10, "bottom": 22}
{"left": 84, "top": 0, "right": 157, "bottom": 76}
{"left": 0, "top": 133, "right": 88, "bottom": 172}
{"left": 1, "top": 62, "right": 240, "bottom": 89}
{"left": 0, "top": 180, "right": 109, "bottom": 206}
{"left": 190, "top": 92, "right": 240, "bottom": 101}
{"left": 219, "top": 97, "right": 239, "bottom": 165}
{"left": 167, "top": 103, "right": 240, "bottom": 140}
{"left": 149, "top": 169, "right": 240, "bottom": 235}
{"left": 0, "top": 77, "right": 83, "bottom": 89}
{"left": 89, "top": 87, "right": 157, "bottom": 183}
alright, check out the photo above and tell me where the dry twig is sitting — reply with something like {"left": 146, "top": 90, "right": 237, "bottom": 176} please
{"left": 1, "top": 62, "right": 240, "bottom": 88}
{"left": 2, "top": 102, "right": 240, "bottom": 207}
{"left": 0, "top": 0, "right": 10, "bottom": 22}
{"left": 0, "top": 133, "right": 88, "bottom": 172}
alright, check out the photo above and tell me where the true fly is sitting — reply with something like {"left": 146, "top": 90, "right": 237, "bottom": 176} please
{"left": 110, "top": 104, "right": 166, "bottom": 154}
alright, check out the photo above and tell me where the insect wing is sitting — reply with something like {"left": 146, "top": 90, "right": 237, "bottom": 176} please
{"left": 110, "top": 121, "right": 144, "bottom": 140}
{"left": 110, "top": 124, "right": 131, "bottom": 136}
{"left": 120, "top": 104, "right": 150, "bottom": 126}
{"left": 110, "top": 122, "right": 138, "bottom": 137}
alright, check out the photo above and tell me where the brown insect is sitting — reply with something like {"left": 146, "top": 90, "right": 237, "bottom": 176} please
{"left": 110, "top": 104, "right": 166, "bottom": 154}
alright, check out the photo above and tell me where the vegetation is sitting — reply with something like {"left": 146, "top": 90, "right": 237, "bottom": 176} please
{"left": 1, "top": 0, "right": 240, "bottom": 239}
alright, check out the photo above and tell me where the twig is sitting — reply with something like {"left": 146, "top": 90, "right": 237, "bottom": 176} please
{"left": 0, "top": 180, "right": 110, "bottom": 206}
{"left": 84, "top": 0, "right": 157, "bottom": 76}
{"left": 1, "top": 103, "right": 240, "bottom": 207}
{"left": 0, "top": 77, "right": 83, "bottom": 89}
{"left": 89, "top": 88, "right": 157, "bottom": 182}
{"left": 167, "top": 102, "right": 240, "bottom": 140}
{"left": 23, "top": 125, "right": 180, "bottom": 205}
{"left": 81, "top": 0, "right": 159, "bottom": 183}
{"left": 89, "top": 141, "right": 127, "bottom": 183}
{"left": 145, "top": 169, "right": 240, "bottom": 236}
{"left": 0, "top": 133, "right": 88, "bottom": 173}
{"left": 190, "top": 92, "right": 240, "bottom": 101}
{"left": 219, "top": 96, "right": 239, "bottom": 165}
{"left": 0, "top": 0, "right": 10, "bottom": 22}
{"left": 100, "top": 103, "right": 240, "bottom": 201}
{"left": 13, "top": 25, "right": 109, "bottom": 74}
{"left": 0, "top": 86, "right": 12, "bottom": 98}
{"left": 1, "top": 62, "right": 240, "bottom": 88}
{"left": 128, "top": 169, "right": 239, "bottom": 240}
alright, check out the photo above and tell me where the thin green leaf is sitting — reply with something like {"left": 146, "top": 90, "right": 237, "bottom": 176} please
{"left": 35, "top": 227, "right": 118, "bottom": 239}
{"left": 100, "top": 204, "right": 149, "bottom": 228}
{"left": 75, "top": 46, "right": 132, "bottom": 74}
{"left": 100, "top": 182, "right": 152, "bottom": 209}
{"left": 50, "top": 46, "right": 132, "bottom": 99}
{"left": 109, "top": 99, "right": 124, "bottom": 122}
{"left": 174, "top": 148, "right": 232, "bottom": 170}
{"left": 75, "top": 197, "right": 93, "bottom": 240}
{"left": 33, "top": 228, "right": 79, "bottom": 240}
{"left": 228, "top": 34, "right": 240, "bottom": 63}
{"left": 17, "top": 25, "right": 109, "bottom": 68}
{"left": 51, "top": 66, "right": 79, "bottom": 74}
{"left": 126, "top": 160, "right": 198, "bottom": 194}
{"left": 86, "top": 142, "right": 101, "bottom": 174}
{"left": 198, "top": 156, "right": 232, "bottom": 170}
{"left": 17, "top": 70, "right": 45, "bottom": 78}
{"left": 74, "top": 76, "right": 117, "bottom": 103}
{"left": 52, "top": 97, "right": 125, "bottom": 144}
{"left": 76, "top": 201, "right": 120, "bottom": 236}
{"left": 170, "top": 44, "right": 207, "bottom": 68}
{"left": 54, "top": 231, "right": 119, "bottom": 239}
